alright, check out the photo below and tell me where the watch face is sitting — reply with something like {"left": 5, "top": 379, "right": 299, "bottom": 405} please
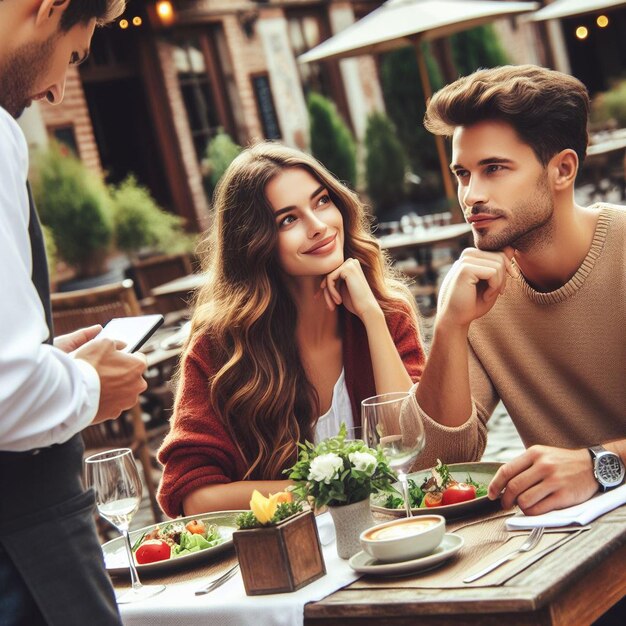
{"left": 597, "top": 454, "right": 625, "bottom": 487}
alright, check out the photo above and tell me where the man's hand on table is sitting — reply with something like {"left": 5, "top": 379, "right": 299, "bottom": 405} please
{"left": 488, "top": 445, "right": 598, "bottom": 515}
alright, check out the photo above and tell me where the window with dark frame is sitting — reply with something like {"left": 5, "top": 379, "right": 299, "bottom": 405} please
{"left": 251, "top": 74, "right": 282, "bottom": 140}
{"left": 287, "top": 13, "right": 332, "bottom": 100}
{"left": 285, "top": 8, "right": 352, "bottom": 130}
{"left": 174, "top": 36, "right": 222, "bottom": 161}
{"left": 51, "top": 125, "right": 79, "bottom": 156}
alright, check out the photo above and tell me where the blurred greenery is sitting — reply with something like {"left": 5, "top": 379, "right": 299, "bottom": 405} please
{"left": 380, "top": 44, "right": 443, "bottom": 185}
{"left": 41, "top": 224, "right": 58, "bottom": 284}
{"left": 379, "top": 27, "right": 509, "bottom": 202}
{"left": 110, "top": 175, "right": 196, "bottom": 257}
{"left": 364, "top": 112, "right": 408, "bottom": 214}
{"left": 202, "top": 130, "right": 242, "bottom": 199}
{"left": 450, "top": 24, "right": 510, "bottom": 77}
{"left": 308, "top": 92, "right": 357, "bottom": 188}
{"left": 591, "top": 80, "right": 626, "bottom": 128}
{"left": 32, "top": 142, "right": 113, "bottom": 277}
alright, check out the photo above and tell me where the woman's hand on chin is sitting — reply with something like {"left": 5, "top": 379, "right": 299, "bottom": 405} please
{"left": 320, "top": 258, "right": 382, "bottom": 321}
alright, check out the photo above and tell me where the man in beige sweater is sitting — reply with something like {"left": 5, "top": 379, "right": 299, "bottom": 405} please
{"left": 414, "top": 65, "right": 625, "bottom": 516}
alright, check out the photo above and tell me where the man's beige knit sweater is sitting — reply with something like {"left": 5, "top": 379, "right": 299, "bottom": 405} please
{"left": 417, "top": 203, "right": 626, "bottom": 468}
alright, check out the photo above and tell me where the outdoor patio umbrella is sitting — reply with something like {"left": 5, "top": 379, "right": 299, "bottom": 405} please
{"left": 529, "top": 0, "right": 626, "bottom": 21}
{"left": 299, "top": 0, "right": 538, "bottom": 203}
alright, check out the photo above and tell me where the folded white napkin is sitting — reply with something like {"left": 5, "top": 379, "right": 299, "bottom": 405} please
{"left": 506, "top": 483, "right": 626, "bottom": 530}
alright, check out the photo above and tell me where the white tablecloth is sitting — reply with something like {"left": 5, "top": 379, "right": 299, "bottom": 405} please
{"left": 120, "top": 513, "right": 359, "bottom": 626}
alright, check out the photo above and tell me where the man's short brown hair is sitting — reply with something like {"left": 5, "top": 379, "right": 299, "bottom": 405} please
{"left": 424, "top": 64, "right": 590, "bottom": 166}
{"left": 60, "top": 0, "right": 126, "bottom": 30}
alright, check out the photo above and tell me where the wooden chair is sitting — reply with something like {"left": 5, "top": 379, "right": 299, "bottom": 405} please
{"left": 51, "top": 279, "right": 142, "bottom": 334}
{"left": 51, "top": 279, "right": 163, "bottom": 524}
{"left": 130, "top": 253, "right": 194, "bottom": 314}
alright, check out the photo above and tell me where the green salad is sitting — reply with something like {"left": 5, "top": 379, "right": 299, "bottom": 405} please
{"left": 383, "top": 460, "right": 488, "bottom": 510}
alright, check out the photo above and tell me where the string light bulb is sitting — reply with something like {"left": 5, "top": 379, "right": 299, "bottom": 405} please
{"left": 119, "top": 18, "right": 129, "bottom": 29}
{"left": 597, "top": 15, "right": 609, "bottom": 28}
{"left": 575, "top": 26, "right": 588, "bottom": 40}
{"left": 132, "top": 16, "right": 142, "bottom": 27}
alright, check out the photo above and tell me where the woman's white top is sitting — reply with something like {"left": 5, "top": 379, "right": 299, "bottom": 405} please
{"left": 314, "top": 368, "right": 355, "bottom": 443}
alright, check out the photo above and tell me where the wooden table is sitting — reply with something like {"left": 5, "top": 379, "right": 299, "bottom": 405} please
{"left": 378, "top": 223, "right": 473, "bottom": 306}
{"left": 304, "top": 506, "right": 626, "bottom": 625}
{"left": 151, "top": 273, "right": 207, "bottom": 314}
{"left": 378, "top": 223, "right": 472, "bottom": 254}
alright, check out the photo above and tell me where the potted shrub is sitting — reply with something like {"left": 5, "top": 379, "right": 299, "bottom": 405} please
{"left": 365, "top": 112, "right": 408, "bottom": 214}
{"left": 201, "top": 130, "right": 242, "bottom": 200}
{"left": 32, "top": 142, "right": 113, "bottom": 278}
{"left": 308, "top": 92, "right": 357, "bottom": 188}
{"left": 110, "top": 175, "right": 196, "bottom": 259}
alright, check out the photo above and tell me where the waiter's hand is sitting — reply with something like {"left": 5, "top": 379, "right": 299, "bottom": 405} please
{"left": 74, "top": 338, "right": 148, "bottom": 423}
{"left": 488, "top": 445, "right": 597, "bottom": 515}
{"left": 54, "top": 325, "right": 102, "bottom": 353}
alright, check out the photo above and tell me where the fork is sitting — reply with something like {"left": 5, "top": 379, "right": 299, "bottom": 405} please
{"left": 194, "top": 563, "right": 239, "bottom": 596}
{"left": 463, "top": 526, "right": 545, "bottom": 583}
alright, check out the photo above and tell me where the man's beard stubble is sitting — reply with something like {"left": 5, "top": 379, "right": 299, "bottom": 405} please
{"left": 0, "top": 33, "right": 57, "bottom": 118}
{"left": 473, "top": 171, "right": 554, "bottom": 253}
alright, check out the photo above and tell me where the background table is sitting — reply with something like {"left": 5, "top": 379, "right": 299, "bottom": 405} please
{"left": 378, "top": 223, "right": 472, "bottom": 307}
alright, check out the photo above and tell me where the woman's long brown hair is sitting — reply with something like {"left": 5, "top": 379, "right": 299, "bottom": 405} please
{"left": 185, "top": 142, "right": 418, "bottom": 480}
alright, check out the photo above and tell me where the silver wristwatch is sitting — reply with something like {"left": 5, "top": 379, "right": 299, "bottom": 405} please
{"left": 588, "top": 445, "right": 625, "bottom": 491}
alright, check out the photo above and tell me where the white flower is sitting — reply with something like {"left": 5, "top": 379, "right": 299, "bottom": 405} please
{"left": 349, "top": 451, "right": 377, "bottom": 476}
{"left": 308, "top": 453, "right": 343, "bottom": 484}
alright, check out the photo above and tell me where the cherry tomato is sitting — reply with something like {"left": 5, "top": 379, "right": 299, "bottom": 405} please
{"left": 185, "top": 519, "right": 206, "bottom": 535}
{"left": 135, "top": 539, "right": 171, "bottom": 564}
{"left": 424, "top": 492, "right": 443, "bottom": 507}
{"left": 442, "top": 483, "right": 476, "bottom": 506}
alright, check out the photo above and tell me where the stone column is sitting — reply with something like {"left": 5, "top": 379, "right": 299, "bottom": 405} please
{"left": 257, "top": 15, "right": 309, "bottom": 150}
{"left": 327, "top": 2, "right": 385, "bottom": 141}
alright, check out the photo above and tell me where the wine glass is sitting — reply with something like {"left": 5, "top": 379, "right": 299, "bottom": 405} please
{"left": 84, "top": 448, "right": 165, "bottom": 603}
{"left": 361, "top": 392, "right": 425, "bottom": 518}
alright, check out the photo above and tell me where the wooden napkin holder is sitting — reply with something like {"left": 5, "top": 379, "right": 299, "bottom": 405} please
{"left": 233, "top": 510, "right": 326, "bottom": 595}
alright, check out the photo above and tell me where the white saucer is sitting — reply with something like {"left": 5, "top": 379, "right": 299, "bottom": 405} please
{"left": 349, "top": 533, "right": 464, "bottom": 576}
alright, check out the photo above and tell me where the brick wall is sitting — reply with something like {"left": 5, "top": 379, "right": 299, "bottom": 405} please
{"left": 222, "top": 13, "right": 267, "bottom": 143}
{"left": 39, "top": 66, "right": 102, "bottom": 175}
{"left": 156, "top": 37, "right": 211, "bottom": 230}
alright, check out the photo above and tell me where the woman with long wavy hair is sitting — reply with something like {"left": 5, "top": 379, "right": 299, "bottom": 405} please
{"left": 157, "top": 142, "right": 425, "bottom": 516}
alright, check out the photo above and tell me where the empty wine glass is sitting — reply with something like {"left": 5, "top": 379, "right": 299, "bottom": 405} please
{"left": 362, "top": 392, "right": 425, "bottom": 518}
{"left": 84, "top": 448, "right": 165, "bottom": 603}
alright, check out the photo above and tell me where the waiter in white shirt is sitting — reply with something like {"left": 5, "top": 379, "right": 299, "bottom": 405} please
{"left": 0, "top": 2, "right": 146, "bottom": 625}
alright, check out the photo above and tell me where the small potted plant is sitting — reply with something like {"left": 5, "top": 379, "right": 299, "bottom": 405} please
{"left": 233, "top": 491, "right": 326, "bottom": 595}
{"left": 287, "top": 424, "right": 397, "bottom": 559}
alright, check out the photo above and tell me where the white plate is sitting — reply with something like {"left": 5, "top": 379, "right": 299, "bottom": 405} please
{"left": 348, "top": 533, "right": 464, "bottom": 576}
{"left": 102, "top": 510, "right": 243, "bottom": 576}
{"left": 371, "top": 462, "right": 503, "bottom": 519}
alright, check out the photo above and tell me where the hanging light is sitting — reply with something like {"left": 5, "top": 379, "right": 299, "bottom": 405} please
{"left": 132, "top": 16, "right": 143, "bottom": 27}
{"left": 119, "top": 18, "right": 129, "bottom": 30}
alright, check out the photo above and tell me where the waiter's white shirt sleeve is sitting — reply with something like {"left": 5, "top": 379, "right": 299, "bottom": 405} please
{"left": 0, "top": 106, "right": 100, "bottom": 451}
